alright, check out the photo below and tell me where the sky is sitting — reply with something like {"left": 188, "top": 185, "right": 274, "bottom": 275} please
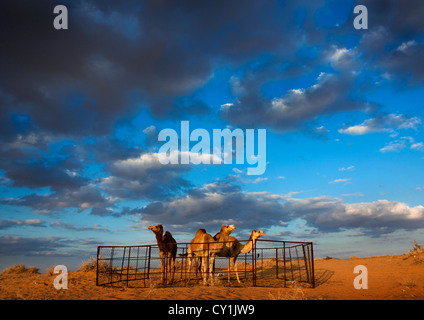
{"left": 1, "top": 0, "right": 424, "bottom": 271}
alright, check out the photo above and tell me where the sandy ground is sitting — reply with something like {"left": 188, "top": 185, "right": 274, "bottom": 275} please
{"left": 1, "top": 254, "right": 423, "bottom": 300}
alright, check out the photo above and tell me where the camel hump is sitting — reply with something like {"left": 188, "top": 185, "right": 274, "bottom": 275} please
{"left": 164, "top": 231, "right": 176, "bottom": 242}
{"left": 194, "top": 229, "right": 207, "bottom": 237}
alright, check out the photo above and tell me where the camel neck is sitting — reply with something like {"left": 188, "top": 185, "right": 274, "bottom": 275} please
{"left": 155, "top": 232, "right": 163, "bottom": 243}
{"left": 220, "top": 232, "right": 230, "bottom": 240}
{"left": 241, "top": 236, "right": 256, "bottom": 254}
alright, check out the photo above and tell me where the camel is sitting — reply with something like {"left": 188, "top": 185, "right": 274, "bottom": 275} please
{"left": 215, "top": 229, "right": 265, "bottom": 283}
{"left": 148, "top": 224, "right": 177, "bottom": 284}
{"left": 187, "top": 224, "right": 236, "bottom": 285}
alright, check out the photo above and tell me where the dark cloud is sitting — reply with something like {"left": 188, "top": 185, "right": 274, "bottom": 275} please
{"left": 1, "top": 0, "right": 422, "bottom": 140}
{"left": 0, "top": 235, "right": 96, "bottom": 261}
{"left": 127, "top": 179, "right": 424, "bottom": 236}
{"left": 0, "top": 132, "right": 89, "bottom": 194}
{"left": 101, "top": 152, "right": 192, "bottom": 201}
{"left": 1, "top": 0, "right": 423, "bottom": 241}
{"left": 218, "top": 0, "right": 424, "bottom": 131}
{"left": 0, "top": 235, "right": 68, "bottom": 256}
{"left": 358, "top": 0, "right": 424, "bottom": 84}
{"left": 2, "top": 185, "right": 114, "bottom": 215}
{"left": 283, "top": 196, "right": 424, "bottom": 236}
{"left": 50, "top": 221, "right": 110, "bottom": 232}
{"left": 220, "top": 70, "right": 377, "bottom": 132}
{"left": 128, "top": 179, "right": 289, "bottom": 233}
{"left": 3, "top": 157, "right": 87, "bottom": 191}
{"left": 0, "top": 0, "right": 321, "bottom": 206}
{"left": 0, "top": 219, "right": 46, "bottom": 230}
{"left": 362, "top": 0, "right": 424, "bottom": 38}
{"left": 0, "top": 0, "right": 312, "bottom": 139}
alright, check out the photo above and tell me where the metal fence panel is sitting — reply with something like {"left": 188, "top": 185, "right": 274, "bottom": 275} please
{"left": 96, "top": 240, "right": 315, "bottom": 288}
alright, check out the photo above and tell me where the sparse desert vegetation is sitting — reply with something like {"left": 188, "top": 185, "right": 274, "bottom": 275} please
{"left": 1, "top": 264, "right": 39, "bottom": 275}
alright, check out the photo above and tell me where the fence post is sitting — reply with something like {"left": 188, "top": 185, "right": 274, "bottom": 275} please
{"left": 310, "top": 242, "right": 315, "bottom": 288}
{"left": 283, "top": 242, "right": 286, "bottom": 288}
{"left": 147, "top": 246, "right": 151, "bottom": 281}
{"left": 96, "top": 246, "right": 100, "bottom": 286}
{"left": 109, "top": 247, "right": 114, "bottom": 285}
{"left": 302, "top": 244, "right": 309, "bottom": 284}
{"left": 134, "top": 247, "right": 139, "bottom": 281}
{"left": 244, "top": 251, "right": 247, "bottom": 280}
{"left": 252, "top": 240, "right": 256, "bottom": 286}
{"left": 119, "top": 247, "right": 126, "bottom": 282}
{"left": 126, "top": 246, "right": 132, "bottom": 286}
{"left": 275, "top": 248, "right": 278, "bottom": 279}
{"left": 295, "top": 246, "right": 302, "bottom": 281}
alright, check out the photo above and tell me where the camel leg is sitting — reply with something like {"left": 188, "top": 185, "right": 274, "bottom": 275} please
{"left": 227, "top": 257, "right": 231, "bottom": 283}
{"left": 201, "top": 255, "right": 208, "bottom": 285}
{"left": 192, "top": 256, "right": 198, "bottom": 282}
{"left": 209, "top": 254, "right": 215, "bottom": 285}
{"left": 159, "top": 251, "right": 165, "bottom": 283}
{"left": 187, "top": 253, "right": 200, "bottom": 283}
{"left": 233, "top": 257, "right": 241, "bottom": 284}
{"left": 168, "top": 254, "right": 175, "bottom": 284}
{"left": 171, "top": 256, "right": 175, "bottom": 284}
{"left": 197, "top": 257, "right": 202, "bottom": 282}
{"left": 172, "top": 256, "right": 175, "bottom": 282}
{"left": 197, "top": 257, "right": 202, "bottom": 273}
{"left": 187, "top": 253, "right": 193, "bottom": 283}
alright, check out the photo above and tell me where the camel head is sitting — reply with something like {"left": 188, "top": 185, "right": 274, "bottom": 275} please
{"left": 221, "top": 224, "right": 236, "bottom": 235}
{"left": 251, "top": 229, "right": 266, "bottom": 240}
{"left": 148, "top": 224, "right": 163, "bottom": 235}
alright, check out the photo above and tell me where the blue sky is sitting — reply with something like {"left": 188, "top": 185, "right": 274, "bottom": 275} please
{"left": 1, "top": 0, "right": 424, "bottom": 271}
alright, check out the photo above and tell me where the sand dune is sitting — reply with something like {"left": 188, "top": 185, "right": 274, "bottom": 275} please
{"left": 1, "top": 253, "right": 423, "bottom": 300}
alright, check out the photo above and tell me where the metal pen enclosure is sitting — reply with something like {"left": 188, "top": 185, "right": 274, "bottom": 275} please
{"left": 96, "top": 239, "right": 315, "bottom": 288}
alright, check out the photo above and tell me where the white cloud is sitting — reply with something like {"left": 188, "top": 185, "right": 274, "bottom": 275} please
{"left": 344, "top": 200, "right": 424, "bottom": 220}
{"left": 328, "top": 46, "right": 357, "bottom": 69}
{"left": 329, "top": 178, "right": 351, "bottom": 184}
{"left": 142, "top": 125, "right": 156, "bottom": 135}
{"left": 251, "top": 177, "right": 268, "bottom": 184}
{"left": 290, "top": 88, "right": 304, "bottom": 95}
{"left": 220, "top": 102, "right": 234, "bottom": 111}
{"left": 237, "top": 176, "right": 268, "bottom": 184}
{"left": 380, "top": 140, "right": 406, "bottom": 153}
{"left": 338, "top": 123, "right": 378, "bottom": 135}
{"left": 314, "top": 126, "right": 330, "bottom": 136}
{"left": 341, "top": 192, "right": 364, "bottom": 197}
{"left": 331, "top": 47, "right": 349, "bottom": 62}
{"left": 397, "top": 40, "right": 416, "bottom": 52}
{"left": 411, "top": 142, "right": 424, "bottom": 151}
{"left": 380, "top": 136, "right": 423, "bottom": 153}
{"left": 114, "top": 153, "right": 164, "bottom": 173}
{"left": 283, "top": 196, "right": 424, "bottom": 234}
{"left": 339, "top": 113, "right": 421, "bottom": 136}
{"left": 339, "top": 165, "right": 355, "bottom": 172}
{"left": 232, "top": 168, "right": 243, "bottom": 174}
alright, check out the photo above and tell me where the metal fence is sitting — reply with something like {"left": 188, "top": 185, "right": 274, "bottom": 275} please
{"left": 96, "top": 239, "right": 314, "bottom": 288}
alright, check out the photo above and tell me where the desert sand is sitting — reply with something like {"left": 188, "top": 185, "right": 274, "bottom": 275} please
{"left": 1, "top": 253, "right": 423, "bottom": 300}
